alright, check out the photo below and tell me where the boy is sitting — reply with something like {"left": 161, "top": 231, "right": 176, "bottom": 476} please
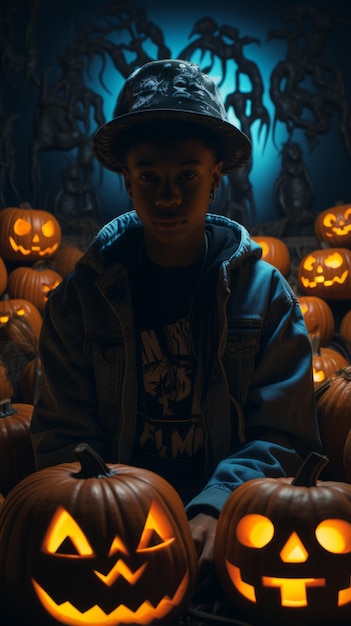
{"left": 30, "top": 59, "right": 321, "bottom": 587}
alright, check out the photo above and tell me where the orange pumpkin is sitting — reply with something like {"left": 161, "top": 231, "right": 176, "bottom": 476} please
{"left": 315, "top": 204, "right": 351, "bottom": 248}
{"left": 340, "top": 310, "right": 351, "bottom": 345}
{"left": 53, "top": 244, "right": 84, "bottom": 278}
{"left": 7, "top": 263, "right": 62, "bottom": 313}
{"left": 297, "top": 295, "right": 335, "bottom": 346}
{"left": 0, "top": 360, "right": 14, "bottom": 401}
{"left": 0, "top": 256, "right": 8, "bottom": 296}
{"left": 298, "top": 248, "right": 351, "bottom": 300}
{"left": 251, "top": 236, "right": 290, "bottom": 277}
{"left": 0, "top": 295, "right": 42, "bottom": 340}
{"left": 215, "top": 452, "right": 351, "bottom": 626}
{"left": 311, "top": 336, "right": 349, "bottom": 387}
{"left": 0, "top": 203, "right": 62, "bottom": 262}
{"left": 316, "top": 366, "right": 351, "bottom": 481}
{"left": 0, "top": 443, "right": 197, "bottom": 626}
{"left": 0, "top": 398, "right": 35, "bottom": 496}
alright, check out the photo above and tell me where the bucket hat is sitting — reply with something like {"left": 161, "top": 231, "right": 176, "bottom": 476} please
{"left": 92, "top": 59, "right": 251, "bottom": 175}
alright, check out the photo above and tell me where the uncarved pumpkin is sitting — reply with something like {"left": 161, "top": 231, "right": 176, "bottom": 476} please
{"left": 53, "top": 244, "right": 84, "bottom": 278}
{"left": 0, "top": 256, "right": 8, "bottom": 296}
{"left": 316, "top": 366, "right": 351, "bottom": 481}
{"left": 0, "top": 443, "right": 197, "bottom": 626}
{"left": 340, "top": 310, "right": 351, "bottom": 345}
{"left": 0, "top": 398, "right": 35, "bottom": 496}
{"left": 215, "top": 452, "right": 351, "bottom": 625}
{"left": 251, "top": 236, "right": 290, "bottom": 277}
{"left": 0, "top": 203, "right": 62, "bottom": 262}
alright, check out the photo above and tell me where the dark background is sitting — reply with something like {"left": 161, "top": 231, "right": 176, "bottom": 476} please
{"left": 1, "top": 0, "right": 350, "bottom": 232}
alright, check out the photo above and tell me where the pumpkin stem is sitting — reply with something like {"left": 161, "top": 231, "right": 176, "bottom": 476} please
{"left": 19, "top": 201, "right": 32, "bottom": 210}
{"left": 292, "top": 451, "right": 329, "bottom": 487}
{"left": 0, "top": 398, "right": 17, "bottom": 418}
{"left": 73, "top": 443, "right": 116, "bottom": 479}
{"left": 310, "top": 334, "right": 321, "bottom": 356}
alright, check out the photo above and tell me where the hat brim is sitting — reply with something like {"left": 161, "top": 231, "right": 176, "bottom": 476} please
{"left": 92, "top": 109, "right": 251, "bottom": 175}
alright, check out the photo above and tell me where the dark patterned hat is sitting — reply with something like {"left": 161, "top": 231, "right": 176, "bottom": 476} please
{"left": 92, "top": 59, "right": 251, "bottom": 175}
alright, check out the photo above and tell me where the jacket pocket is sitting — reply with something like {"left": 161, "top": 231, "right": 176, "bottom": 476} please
{"left": 83, "top": 338, "right": 126, "bottom": 410}
{"left": 223, "top": 326, "right": 261, "bottom": 405}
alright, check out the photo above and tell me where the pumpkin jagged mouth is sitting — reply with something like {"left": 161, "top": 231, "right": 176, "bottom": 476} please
{"left": 9, "top": 236, "right": 59, "bottom": 257}
{"left": 32, "top": 571, "right": 189, "bottom": 626}
{"left": 226, "top": 561, "right": 351, "bottom": 608}
{"left": 300, "top": 270, "right": 348, "bottom": 289}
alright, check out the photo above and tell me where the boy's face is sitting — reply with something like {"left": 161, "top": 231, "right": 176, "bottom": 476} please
{"left": 122, "top": 137, "right": 222, "bottom": 262}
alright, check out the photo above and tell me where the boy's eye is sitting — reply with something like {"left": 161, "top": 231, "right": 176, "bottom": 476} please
{"left": 139, "top": 172, "right": 157, "bottom": 181}
{"left": 180, "top": 171, "right": 196, "bottom": 180}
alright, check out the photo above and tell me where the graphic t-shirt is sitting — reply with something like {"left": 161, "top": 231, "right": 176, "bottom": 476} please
{"left": 129, "top": 251, "right": 208, "bottom": 501}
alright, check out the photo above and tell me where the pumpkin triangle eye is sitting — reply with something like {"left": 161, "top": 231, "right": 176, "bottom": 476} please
{"left": 137, "top": 500, "right": 175, "bottom": 553}
{"left": 42, "top": 506, "right": 94, "bottom": 557}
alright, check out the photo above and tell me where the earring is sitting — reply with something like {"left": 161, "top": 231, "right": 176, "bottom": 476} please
{"left": 209, "top": 190, "right": 216, "bottom": 203}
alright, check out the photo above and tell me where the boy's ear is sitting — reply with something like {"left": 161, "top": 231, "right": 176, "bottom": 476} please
{"left": 213, "top": 162, "right": 223, "bottom": 190}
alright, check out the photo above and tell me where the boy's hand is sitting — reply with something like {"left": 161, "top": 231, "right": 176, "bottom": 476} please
{"left": 188, "top": 512, "right": 217, "bottom": 592}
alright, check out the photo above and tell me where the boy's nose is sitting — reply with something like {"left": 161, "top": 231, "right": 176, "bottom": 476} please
{"left": 155, "top": 181, "right": 181, "bottom": 208}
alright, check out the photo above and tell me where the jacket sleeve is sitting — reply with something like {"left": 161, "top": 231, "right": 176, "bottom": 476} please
{"left": 30, "top": 280, "right": 110, "bottom": 469}
{"left": 186, "top": 265, "right": 322, "bottom": 518}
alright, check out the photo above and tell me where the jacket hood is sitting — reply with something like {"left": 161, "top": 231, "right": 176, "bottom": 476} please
{"left": 78, "top": 210, "right": 262, "bottom": 275}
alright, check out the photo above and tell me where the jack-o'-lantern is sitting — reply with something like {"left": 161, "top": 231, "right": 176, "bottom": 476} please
{"left": 311, "top": 336, "right": 349, "bottom": 387}
{"left": 0, "top": 443, "right": 197, "bottom": 626}
{"left": 0, "top": 399, "right": 34, "bottom": 496}
{"left": 251, "top": 236, "right": 291, "bottom": 277}
{"left": 7, "top": 263, "right": 62, "bottom": 313}
{"left": 0, "top": 256, "right": 7, "bottom": 296}
{"left": 315, "top": 204, "right": 351, "bottom": 249}
{"left": 0, "top": 295, "right": 42, "bottom": 340}
{"left": 215, "top": 452, "right": 351, "bottom": 625}
{"left": 316, "top": 366, "right": 351, "bottom": 482}
{"left": 298, "top": 248, "right": 351, "bottom": 300}
{"left": 297, "top": 296, "right": 335, "bottom": 346}
{"left": 0, "top": 203, "right": 62, "bottom": 262}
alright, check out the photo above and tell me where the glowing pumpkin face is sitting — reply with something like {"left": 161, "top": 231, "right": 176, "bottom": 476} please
{"left": 298, "top": 248, "right": 351, "bottom": 300}
{"left": 0, "top": 296, "right": 42, "bottom": 339}
{"left": 7, "top": 265, "right": 62, "bottom": 313}
{"left": 215, "top": 453, "right": 351, "bottom": 626}
{"left": 0, "top": 204, "right": 62, "bottom": 261}
{"left": 315, "top": 204, "right": 351, "bottom": 248}
{"left": 0, "top": 444, "right": 197, "bottom": 626}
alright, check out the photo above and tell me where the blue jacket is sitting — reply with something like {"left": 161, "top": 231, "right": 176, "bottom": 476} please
{"left": 30, "top": 211, "right": 321, "bottom": 517}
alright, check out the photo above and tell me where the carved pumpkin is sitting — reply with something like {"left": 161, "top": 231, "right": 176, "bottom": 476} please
{"left": 0, "top": 399, "right": 34, "bottom": 496}
{"left": 0, "top": 443, "right": 197, "bottom": 626}
{"left": 0, "top": 203, "right": 62, "bottom": 262}
{"left": 215, "top": 452, "right": 351, "bottom": 626}
{"left": 53, "top": 244, "right": 84, "bottom": 278}
{"left": 7, "top": 263, "right": 62, "bottom": 313}
{"left": 315, "top": 366, "right": 351, "bottom": 482}
{"left": 311, "top": 336, "right": 349, "bottom": 387}
{"left": 251, "top": 236, "right": 290, "bottom": 277}
{"left": 297, "top": 296, "right": 335, "bottom": 347}
{"left": 315, "top": 204, "right": 351, "bottom": 249}
{"left": 298, "top": 248, "right": 351, "bottom": 300}
{"left": 0, "top": 256, "right": 8, "bottom": 296}
{"left": 0, "top": 294, "right": 42, "bottom": 340}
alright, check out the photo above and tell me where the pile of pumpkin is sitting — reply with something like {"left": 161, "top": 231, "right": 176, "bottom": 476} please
{"left": 1, "top": 202, "right": 351, "bottom": 625}
{"left": 0, "top": 202, "right": 84, "bottom": 406}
